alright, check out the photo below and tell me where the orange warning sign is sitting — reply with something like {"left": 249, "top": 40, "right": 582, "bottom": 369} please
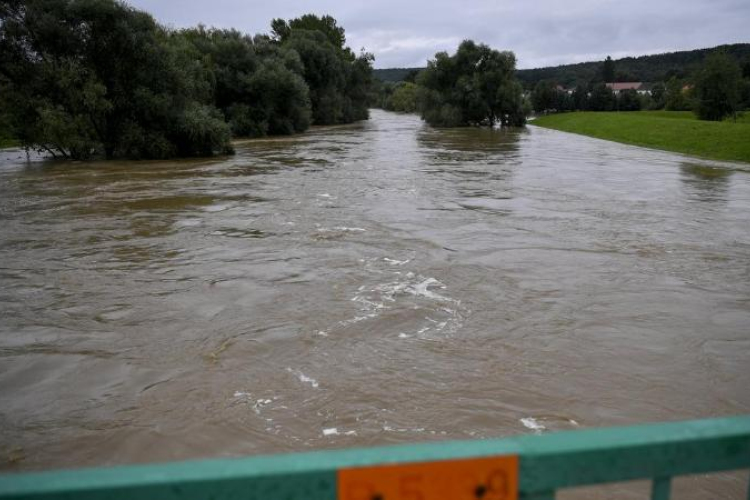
{"left": 337, "top": 455, "right": 518, "bottom": 500}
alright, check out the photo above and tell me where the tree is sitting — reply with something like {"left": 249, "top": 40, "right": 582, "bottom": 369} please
{"left": 693, "top": 52, "right": 742, "bottom": 121}
{"left": 572, "top": 84, "right": 589, "bottom": 110}
{"left": 531, "top": 80, "right": 559, "bottom": 113}
{"left": 650, "top": 82, "right": 666, "bottom": 109}
{"left": 602, "top": 56, "right": 615, "bottom": 82}
{"left": 588, "top": 83, "right": 615, "bottom": 111}
{"left": 416, "top": 40, "right": 526, "bottom": 127}
{"left": 272, "top": 14, "right": 345, "bottom": 50}
{"left": 616, "top": 89, "right": 641, "bottom": 111}
{"left": 178, "top": 27, "right": 312, "bottom": 137}
{"left": 387, "top": 82, "right": 418, "bottom": 112}
{"left": 664, "top": 76, "right": 690, "bottom": 111}
{"left": 0, "top": 0, "right": 232, "bottom": 159}
{"left": 271, "top": 14, "right": 373, "bottom": 125}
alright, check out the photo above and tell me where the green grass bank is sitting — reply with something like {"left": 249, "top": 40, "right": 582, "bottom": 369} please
{"left": 531, "top": 111, "right": 750, "bottom": 163}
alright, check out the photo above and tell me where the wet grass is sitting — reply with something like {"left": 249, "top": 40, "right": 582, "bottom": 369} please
{"left": 532, "top": 111, "right": 750, "bottom": 163}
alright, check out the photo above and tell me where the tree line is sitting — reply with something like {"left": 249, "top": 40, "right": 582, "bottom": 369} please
{"left": 529, "top": 51, "right": 750, "bottom": 121}
{"left": 0, "top": 1, "right": 374, "bottom": 160}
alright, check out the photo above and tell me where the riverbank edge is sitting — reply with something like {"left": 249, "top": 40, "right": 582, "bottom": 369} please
{"left": 530, "top": 112, "right": 750, "bottom": 164}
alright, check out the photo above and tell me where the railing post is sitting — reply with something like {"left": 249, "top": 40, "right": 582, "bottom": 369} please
{"left": 651, "top": 476, "right": 671, "bottom": 500}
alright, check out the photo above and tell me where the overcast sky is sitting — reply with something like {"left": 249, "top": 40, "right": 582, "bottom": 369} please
{"left": 126, "top": 0, "right": 749, "bottom": 69}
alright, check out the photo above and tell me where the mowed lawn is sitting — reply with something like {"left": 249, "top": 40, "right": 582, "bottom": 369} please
{"left": 532, "top": 111, "right": 750, "bottom": 163}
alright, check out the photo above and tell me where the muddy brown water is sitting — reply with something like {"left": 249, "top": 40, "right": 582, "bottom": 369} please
{"left": 1, "top": 110, "right": 749, "bottom": 497}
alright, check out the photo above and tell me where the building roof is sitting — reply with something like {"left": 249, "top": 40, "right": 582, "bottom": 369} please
{"left": 605, "top": 82, "right": 643, "bottom": 91}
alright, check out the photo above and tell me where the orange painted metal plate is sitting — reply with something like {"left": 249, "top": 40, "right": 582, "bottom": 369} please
{"left": 337, "top": 455, "right": 518, "bottom": 500}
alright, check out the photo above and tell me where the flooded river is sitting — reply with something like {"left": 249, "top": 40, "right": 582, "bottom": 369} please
{"left": 1, "top": 110, "right": 749, "bottom": 497}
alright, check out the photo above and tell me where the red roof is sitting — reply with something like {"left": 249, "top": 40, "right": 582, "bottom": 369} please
{"left": 605, "top": 82, "right": 643, "bottom": 91}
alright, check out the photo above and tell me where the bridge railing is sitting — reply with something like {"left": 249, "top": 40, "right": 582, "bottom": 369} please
{"left": 0, "top": 415, "right": 748, "bottom": 499}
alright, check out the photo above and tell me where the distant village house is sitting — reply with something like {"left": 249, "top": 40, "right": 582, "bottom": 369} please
{"left": 605, "top": 82, "right": 651, "bottom": 95}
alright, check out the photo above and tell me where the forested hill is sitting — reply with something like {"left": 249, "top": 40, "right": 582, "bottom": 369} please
{"left": 374, "top": 43, "right": 750, "bottom": 87}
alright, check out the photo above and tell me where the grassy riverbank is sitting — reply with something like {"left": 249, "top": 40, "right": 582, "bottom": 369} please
{"left": 532, "top": 111, "right": 750, "bottom": 163}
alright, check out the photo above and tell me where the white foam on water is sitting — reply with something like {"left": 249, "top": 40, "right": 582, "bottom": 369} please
{"left": 521, "top": 416, "right": 580, "bottom": 433}
{"left": 253, "top": 399, "right": 273, "bottom": 415}
{"left": 323, "top": 428, "right": 338, "bottom": 436}
{"left": 521, "top": 417, "right": 546, "bottom": 433}
{"left": 383, "top": 425, "right": 427, "bottom": 433}
{"left": 339, "top": 271, "right": 467, "bottom": 337}
{"left": 287, "top": 368, "right": 319, "bottom": 388}
{"left": 384, "top": 257, "right": 410, "bottom": 266}
{"left": 409, "top": 277, "right": 449, "bottom": 301}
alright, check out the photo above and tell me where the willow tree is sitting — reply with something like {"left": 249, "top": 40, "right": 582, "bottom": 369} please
{"left": 177, "top": 28, "right": 312, "bottom": 137}
{"left": 271, "top": 15, "right": 374, "bottom": 125}
{"left": 416, "top": 40, "right": 526, "bottom": 128}
{"left": 0, "top": 0, "right": 232, "bottom": 159}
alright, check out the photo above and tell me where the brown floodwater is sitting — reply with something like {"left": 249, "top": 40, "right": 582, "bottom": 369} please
{"left": 1, "top": 110, "right": 749, "bottom": 497}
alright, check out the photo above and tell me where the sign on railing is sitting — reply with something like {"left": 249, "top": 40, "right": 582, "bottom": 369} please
{"left": 0, "top": 416, "right": 748, "bottom": 500}
{"left": 338, "top": 455, "right": 518, "bottom": 500}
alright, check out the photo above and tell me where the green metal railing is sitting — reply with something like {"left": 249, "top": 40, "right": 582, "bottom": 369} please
{"left": 0, "top": 415, "right": 748, "bottom": 499}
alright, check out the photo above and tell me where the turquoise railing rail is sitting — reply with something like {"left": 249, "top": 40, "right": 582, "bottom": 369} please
{"left": 0, "top": 415, "right": 748, "bottom": 499}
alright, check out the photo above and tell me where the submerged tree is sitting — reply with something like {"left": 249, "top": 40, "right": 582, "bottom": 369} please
{"left": 416, "top": 40, "right": 526, "bottom": 127}
{"left": 387, "top": 82, "right": 418, "bottom": 112}
{"left": 693, "top": 52, "right": 742, "bottom": 121}
{"left": 271, "top": 15, "right": 373, "bottom": 125}
{"left": 0, "top": 0, "right": 232, "bottom": 159}
{"left": 177, "top": 27, "right": 311, "bottom": 137}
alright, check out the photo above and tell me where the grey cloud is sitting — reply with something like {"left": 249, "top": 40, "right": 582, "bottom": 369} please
{"left": 126, "top": 0, "right": 749, "bottom": 68}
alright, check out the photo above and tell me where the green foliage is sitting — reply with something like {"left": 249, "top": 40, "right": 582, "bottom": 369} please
{"left": 693, "top": 52, "right": 742, "bottom": 121}
{"left": 178, "top": 27, "right": 311, "bottom": 137}
{"left": 373, "top": 67, "right": 423, "bottom": 83}
{"left": 588, "top": 84, "right": 616, "bottom": 111}
{"left": 602, "top": 56, "right": 615, "bottom": 82}
{"left": 272, "top": 14, "right": 373, "bottom": 126}
{"left": 272, "top": 14, "right": 346, "bottom": 49}
{"left": 616, "top": 89, "right": 641, "bottom": 111}
{"left": 386, "top": 82, "right": 418, "bottom": 112}
{"left": 0, "top": 0, "right": 232, "bottom": 159}
{"left": 664, "top": 77, "right": 691, "bottom": 111}
{"left": 416, "top": 40, "right": 526, "bottom": 127}
{"left": 741, "top": 80, "right": 750, "bottom": 110}
{"left": 0, "top": 3, "right": 373, "bottom": 160}
{"left": 533, "top": 111, "right": 750, "bottom": 163}
{"left": 531, "top": 80, "right": 561, "bottom": 112}
{"left": 573, "top": 85, "right": 589, "bottom": 111}
{"left": 650, "top": 82, "right": 666, "bottom": 109}
{"left": 516, "top": 43, "right": 750, "bottom": 89}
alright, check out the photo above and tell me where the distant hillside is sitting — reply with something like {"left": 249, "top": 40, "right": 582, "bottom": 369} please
{"left": 374, "top": 43, "right": 750, "bottom": 88}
